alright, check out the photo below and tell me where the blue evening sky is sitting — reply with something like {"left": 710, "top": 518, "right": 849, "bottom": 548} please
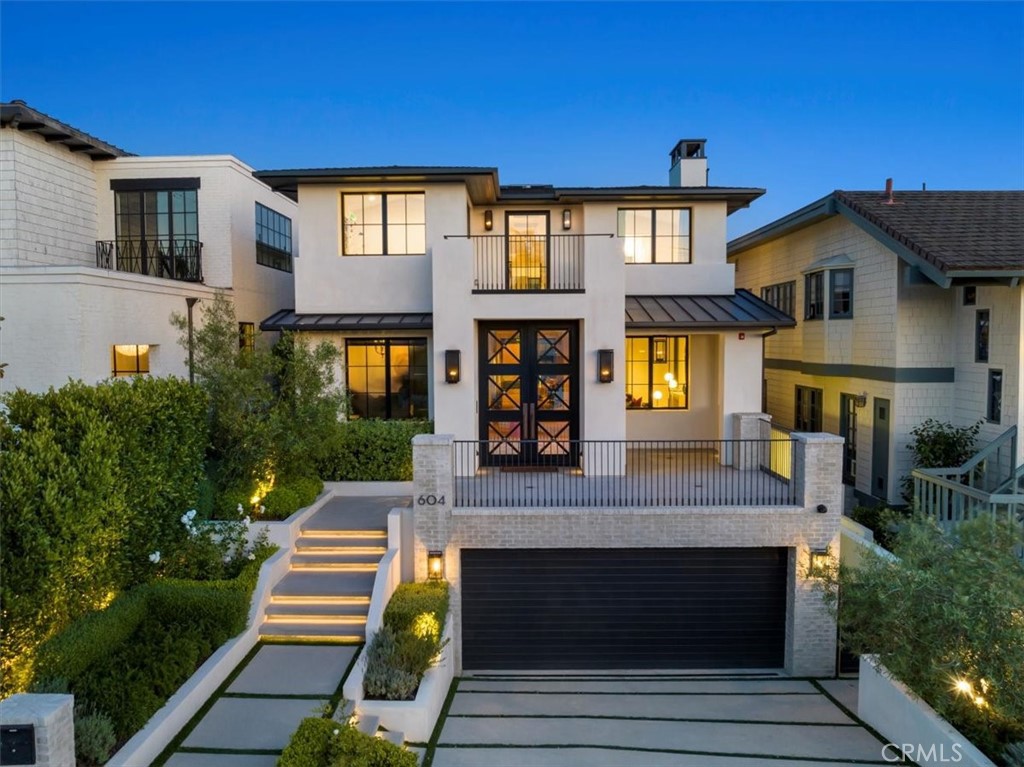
{"left": 2, "top": 2, "right": 1021, "bottom": 235}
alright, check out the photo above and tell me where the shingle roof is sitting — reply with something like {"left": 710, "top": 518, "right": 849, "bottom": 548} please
{"left": 834, "top": 191, "right": 1023, "bottom": 274}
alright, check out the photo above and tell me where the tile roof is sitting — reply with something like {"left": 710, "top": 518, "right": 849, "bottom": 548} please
{"left": 835, "top": 191, "right": 1023, "bottom": 273}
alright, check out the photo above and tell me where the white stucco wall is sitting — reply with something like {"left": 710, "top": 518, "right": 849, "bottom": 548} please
{"left": 0, "top": 129, "right": 99, "bottom": 268}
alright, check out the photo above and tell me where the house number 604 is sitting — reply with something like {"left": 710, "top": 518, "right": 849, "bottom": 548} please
{"left": 417, "top": 494, "right": 445, "bottom": 506}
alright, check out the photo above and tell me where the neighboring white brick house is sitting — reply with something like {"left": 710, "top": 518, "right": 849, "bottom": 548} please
{"left": 729, "top": 189, "right": 1024, "bottom": 506}
{"left": 0, "top": 100, "right": 296, "bottom": 392}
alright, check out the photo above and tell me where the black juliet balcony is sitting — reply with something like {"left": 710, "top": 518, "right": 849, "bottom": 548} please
{"left": 96, "top": 238, "right": 203, "bottom": 283}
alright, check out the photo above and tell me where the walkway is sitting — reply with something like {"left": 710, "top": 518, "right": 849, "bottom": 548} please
{"left": 426, "top": 674, "right": 889, "bottom": 767}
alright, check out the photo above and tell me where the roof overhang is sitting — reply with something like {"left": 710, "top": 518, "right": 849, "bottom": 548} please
{"left": 261, "top": 309, "right": 433, "bottom": 332}
{"left": 728, "top": 194, "right": 837, "bottom": 257}
{"left": 254, "top": 167, "right": 500, "bottom": 204}
{"left": 625, "top": 290, "right": 797, "bottom": 330}
{"left": 0, "top": 101, "right": 132, "bottom": 160}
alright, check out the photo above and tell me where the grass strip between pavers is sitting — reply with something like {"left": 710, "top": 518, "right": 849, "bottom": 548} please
{"left": 151, "top": 641, "right": 265, "bottom": 767}
{"left": 328, "top": 642, "right": 363, "bottom": 717}
{"left": 456, "top": 688, "right": 820, "bottom": 696}
{"left": 810, "top": 679, "right": 913, "bottom": 760}
{"left": 465, "top": 673, "right": 787, "bottom": 681}
{"left": 446, "top": 713, "right": 863, "bottom": 727}
{"left": 260, "top": 637, "right": 364, "bottom": 647}
{"left": 174, "top": 746, "right": 282, "bottom": 755}
{"left": 220, "top": 692, "right": 331, "bottom": 700}
{"left": 421, "top": 676, "right": 460, "bottom": 767}
{"left": 429, "top": 742, "right": 896, "bottom": 765}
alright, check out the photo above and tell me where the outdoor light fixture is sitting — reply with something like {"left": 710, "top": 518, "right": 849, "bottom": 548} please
{"left": 653, "top": 337, "right": 668, "bottom": 363}
{"left": 483, "top": 210, "right": 493, "bottom": 231}
{"left": 598, "top": 349, "right": 614, "bottom": 383}
{"left": 808, "top": 548, "right": 830, "bottom": 578}
{"left": 854, "top": 392, "right": 868, "bottom": 408}
{"left": 427, "top": 550, "right": 444, "bottom": 581}
{"left": 445, "top": 350, "right": 461, "bottom": 384}
{"left": 562, "top": 209, "right": 572, "bottom": 230}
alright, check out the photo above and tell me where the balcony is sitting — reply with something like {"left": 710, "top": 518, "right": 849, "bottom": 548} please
{"left": 96, "top": 239, "right": 203, "bottom": 283}
{"left": 457, "top": 234, "right": 610, "bottom": 293}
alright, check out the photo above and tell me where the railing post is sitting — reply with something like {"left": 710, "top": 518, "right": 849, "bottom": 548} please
{"left": 412, "top": 434, "right": 455, "bottom": 582}
{"left": 731, "top": 412, "right": 769, "bottom": 470}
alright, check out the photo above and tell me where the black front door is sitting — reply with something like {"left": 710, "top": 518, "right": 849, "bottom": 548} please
{"left": 479, "top": 322, "right": 578, "bottom": 466}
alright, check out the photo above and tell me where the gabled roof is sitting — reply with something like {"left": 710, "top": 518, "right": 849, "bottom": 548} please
{"left": 0, "top": 100, "right": 133, "bottom": 160}
{"left": 255, "top": 166, "right": 764, "bottom": 213}
{"left": 625, "top": 290, "right": 796, "bottom": 330}
{"left": 728, "top": 189, "right": 1024, "bottom": 286}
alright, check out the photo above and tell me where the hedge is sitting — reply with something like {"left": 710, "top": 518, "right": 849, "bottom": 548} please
{"left": 278, "top": 718, "right": 417, "bottom": 767}
{"left": 0, "top": 377, "right": 208, "bottom": 695}
{"left": 33, "top": 547, "right": 274, "bottom": 743}
{"left": 318, "top": 420, "right": 433, "bottom": 481}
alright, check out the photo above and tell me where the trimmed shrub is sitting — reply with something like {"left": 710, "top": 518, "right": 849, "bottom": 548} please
{"left": 383, "top": 581, "right": 449, "bottom": 633}
{"left": 278, "top": 717, "right": 336, "bottom": 767}
{"left": 262, "top": 485, "right": 302, "bottom": 520}
{"left": 364, "top": 627, "right": 421, "bottom": 701}
{"left": 288, "top": 475, "right": 325, "bottom": 508}
{"left": 74, "top": 709, "right": 116, "bottom": 766}
{"left": 213, "top": 486, "right": 253, "bottom": 521}
{"left": 318, "top": 420, "right": 433, "bottom": 482}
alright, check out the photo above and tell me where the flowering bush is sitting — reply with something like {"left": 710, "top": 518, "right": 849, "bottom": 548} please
{"left": 154, "top": 505, "right": 268, "bottom": 582}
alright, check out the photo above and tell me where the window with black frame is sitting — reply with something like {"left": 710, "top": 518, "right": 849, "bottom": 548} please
{"left": 987, "top": 370, "right": 1002, "bottom": 423}
{"left": 829, "top": 269, "right": 853, "bottom": 318}
{"left": 618, "top": 208, "right": 691, "bottom": 263}
{"left": 342, "top": 193, "right": 425, "bottom": 255}
{"left": 795, "top": 385, "right": 823, "bottom": 431}
{"left": 256, "top": 203, "right": 293, "bottom": 272}
{"left": 625, "top": 336, "right": 689, "bottom": 409}
{"left": 804, "top": 272, "right": 824, "bottom": 320}
{"left": 346, "top": 339, "right": 428, "bottom": 419}
{"left": 761, "top": 281, "right": 795, "bottom": 317}
{"left": 114, "top": 188, "right": 199, "bottom": 279}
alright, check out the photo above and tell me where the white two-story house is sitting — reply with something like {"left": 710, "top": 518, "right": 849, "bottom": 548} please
{"left": 256, "top": 144, "right": 850, "bottom": 677}
{"left": 0, "top": 100, "right": 296, "bottom": 392}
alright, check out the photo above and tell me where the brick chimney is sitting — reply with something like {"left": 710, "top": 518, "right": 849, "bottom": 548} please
{"left": 668, "top": 139, "right": 707, "bottom": 187}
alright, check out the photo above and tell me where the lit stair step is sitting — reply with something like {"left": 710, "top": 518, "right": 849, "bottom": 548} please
{"left": 356, "top": 714, "right": 380, "bottom": 737}
{"left": 258, "top": 622, "right": 365, "bottom": 640}
{"left": 271, "top": 594, "right": 370, "bottom": 606}
{"left": 263, "top": 613, "right": 367, "bottom": 625}
{"left": 272, "top": 570, "right": 377, "bottom": 597}
{"left": 289, "top": 562, "right": 379, "bottom": 572}
{"left": 267, "top": 602, "right": 369, "bottom": 618}
{"left": 298, "top": 529, "right": 386, "bottom": 539}
{"left": 295, "top": 545, "right": 387, "bottom": 556}
{"left": 379, "top": 730, "right": 405, "bottom": 747}
{"left": 298, "top": 534, "right": 388, "bottom": 549}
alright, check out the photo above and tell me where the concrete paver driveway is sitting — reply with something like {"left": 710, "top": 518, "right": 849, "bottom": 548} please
{"left": 428, "top": 675, "right": 891, "bottom": 767}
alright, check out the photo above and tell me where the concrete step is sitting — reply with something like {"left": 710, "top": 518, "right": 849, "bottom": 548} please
{"left": 272, "top": 570, "right": 377, "bottom": 598}
{"left": 267, "top": 600, "right": 369, "bottom": 617}
{"left": 291, "top": 551, "right": 384, "bottom": 566}
{"left": 264, "top": 611, "right": 366, "bottom": 625}
{"left": 355, "top": 714, "right": 380, "bottom": 737}
{"left": 379, "top": 730, "right": 405, "bottom": 747}
{"left": 297, "top": 534, "right": 388, "bottom": 550}
{"left": 258, "top": 621, "right": 365, "bottom": 641}
{"left": 298, "top": 528, "right": 387, "bottom": 540}
{"left": 290, "top": 561, "right": 379, "bottom": 573}
{"left": 271, "top": 594, "right": 370, "bottom": 606}
{"left": 295, "top": 543, "right": 387, "bottom": 556}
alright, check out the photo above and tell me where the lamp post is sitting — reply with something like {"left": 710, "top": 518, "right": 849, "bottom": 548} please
{"left": 186, "top": 297, "right": 199, "bottom": 384}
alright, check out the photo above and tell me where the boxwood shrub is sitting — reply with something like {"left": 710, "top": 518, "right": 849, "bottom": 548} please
{"left": 278, "top": 717, "right": 416, "bottom": 767}
{"left": 318, "top": 420, "right": 433, "bottom": 482}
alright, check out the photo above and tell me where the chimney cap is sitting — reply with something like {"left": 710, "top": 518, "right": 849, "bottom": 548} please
{"left": 670, "top": 139, "right": 707, "bottom": 163}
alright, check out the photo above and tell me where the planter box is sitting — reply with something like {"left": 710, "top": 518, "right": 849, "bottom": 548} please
{"left": 346, "top": 618, "right": 454, "bottom": 743}
{"left": 858, "top": 655, "right": 996, "bottom": 767}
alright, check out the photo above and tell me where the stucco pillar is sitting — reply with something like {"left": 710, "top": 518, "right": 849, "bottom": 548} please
{"left": 412, "top": 434, "right": 454, "bottom": 582}
{"left": 786, "top": 432, "right": 845, "bottom": 676}
{"left": 0, "top": 694, "right": 75, "bottom": 767}
{"left": 731, "top": 412, "right": 770, "bottom": 470}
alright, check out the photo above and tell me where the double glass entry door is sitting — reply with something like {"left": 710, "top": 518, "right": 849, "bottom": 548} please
{"left": 479, "top": 322, "right": 579, "bottom": 466}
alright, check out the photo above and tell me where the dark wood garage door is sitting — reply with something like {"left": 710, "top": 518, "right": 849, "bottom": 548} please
{"left": 461, "top": 547, "right": 788, "bottom": 670}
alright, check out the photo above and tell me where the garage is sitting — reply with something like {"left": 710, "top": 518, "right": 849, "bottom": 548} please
{"left": 461, "top": 547, "right": 788, "bottom": 670}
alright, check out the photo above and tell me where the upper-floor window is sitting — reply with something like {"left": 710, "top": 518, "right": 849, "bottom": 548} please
{"left": 761, "top": 281, "right": 795, "bottom": 317}
{"left": 342, "top": 193, "right": 425, "bottom": 255}
{"left": 112, "top": 344, "right": 150, "bottom": 377}
{"left": 256, "top": 203, "right": 292, "bottom": 272}
{"left": 963, "top": 286, "right": 977, "bottom": 306}
{"left": 115, "top": 187, "right": 198, "bottom": 246}
{"left": 987, "top": 369, "right": 1002, "bottom": 423}
{"left": 625, "top": 336, "right": 689, "bottom": 409}
{"left": 975, "top": 309, "right": 990, "bottom": 363}
{"left": 829, "top": 269, "right": 854, "bottom": 318}
{"left": 795, "top": 385, "right": 823, "bottom": 431}
{"left": 618, "top": 208, "right": 691, "bottom": 264}
{"left": 805, "top": 272, "right": 825, "bottom": 320}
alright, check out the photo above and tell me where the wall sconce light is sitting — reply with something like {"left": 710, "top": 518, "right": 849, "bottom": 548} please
{"left": 445, "top": 350, "right": 461, "bottom": 384}
{"left": 854, "top": 392, "right": 868, "bottom": 408}
{"left": 653, "top": 337, "right": 668, "bottom": 363}
{"left": 808, "top": 548, "right": 830, "bottom": 578}
{"left": 598, "top": 349, "right": 614, "bottom": 383}
{"left": 427, "top": 550, "right": 445, "bottom": 581}
{"left": 562, "top": 209, "right": 572, "bottom": 230}
{"left": 483, "top": 210, "right": 493, "bottom": 231}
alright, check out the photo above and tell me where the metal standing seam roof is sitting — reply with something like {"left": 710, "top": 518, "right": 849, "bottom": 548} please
{"left": 0, "top": 100, "right": 133, "bottom": 159}
{"left": 260, "top": 309, "right": 433, "bottom": 332}
{"left": 625, "top": 290, "right": 797, "bottom": 329}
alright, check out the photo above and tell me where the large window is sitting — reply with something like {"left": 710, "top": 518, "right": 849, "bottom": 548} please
{"left": 761, "top": 281, "right": 795, "bottom": 317}
{"left": 625, "top": 336, "right": 689, "bottom": 409}
{"left": 804, "top": 272, "right": 824, "bottom": 320}
{"left": 975, "top": 309, "right": 990, "bottom": 362}
{"left": 618, "top": 208, "right": 691, "bottom": 264}
{"left": 256, "top": 203, "right": 293, "bottom": 272}
{"left": 115, "top": 188, "right": 198, "bottom": 245}
{"left": 829, "top": 269, "right": 853, "bottom": 318}
{"left": 346, "top": 339, "right": 428, "bottom": 419}
{"left": 239, "top": 322, "right": 255, "bottom": 352}
{"left": 342, "top": 193, "right": 425, "bottom": 255}
{"left": 987, "top": 369, "right": 1002, "bottom": 423}
{"left": 112, "top": 344, "right": 150, "bottom": 377}
{"left": 795, "top": 386, "right": 823, "bottom": 431}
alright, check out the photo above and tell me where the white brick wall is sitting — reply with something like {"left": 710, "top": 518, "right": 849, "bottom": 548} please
{"left": 0, "top": 693, "right": 76, "bottom": 767}
{"left": 0, "top": 129, "right": 98, "bottom": 268}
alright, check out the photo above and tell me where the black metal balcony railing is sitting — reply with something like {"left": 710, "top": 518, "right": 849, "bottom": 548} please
{"left": 448, "top": 234, "right": 611, "bottom": 293}
{"left": 96, "top": 239, "right": 203, "bottom": 283}
{"left": 453, "top": 438, "right": 797, "bottom": 508}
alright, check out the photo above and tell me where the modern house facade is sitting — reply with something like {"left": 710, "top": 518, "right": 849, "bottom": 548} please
{"left": 728, "top": 188, "right": 1024, "bottom": 507}
{"left": 257, "top": 144, "right": 846, "bottom": 676}
{"left": 0, "top": 100, "right": 296, "bottom": 392}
